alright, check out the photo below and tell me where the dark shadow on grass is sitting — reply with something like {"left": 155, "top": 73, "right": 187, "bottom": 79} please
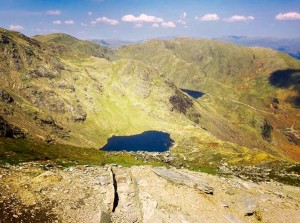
{"left": 269, "top": 69, "right": 300, "bottom": 107}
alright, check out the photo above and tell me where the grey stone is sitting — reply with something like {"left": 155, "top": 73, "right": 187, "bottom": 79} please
{"left": 221, "top": 201, "right": 229, "bottom": 208}
{"left": 242, "top": 197, "right": 257, "bottom": 216}
{"left": 152, "top": 167, "right": 214, "bottom": 194}
{"left": 219, "top": 166, "right": 232, "bottom": 174}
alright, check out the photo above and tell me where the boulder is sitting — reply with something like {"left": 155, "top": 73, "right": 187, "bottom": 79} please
{"left": 242, "top": 197, "right": 257, "bottom": 216}
{"left": 0, "top": 89, "right": 14, "bottom": 103}
{"left": 0, "top": 116, "right": 25, "bottom": 139}
{"left": 152, "top": 167, "right": 214, "bottom": 194}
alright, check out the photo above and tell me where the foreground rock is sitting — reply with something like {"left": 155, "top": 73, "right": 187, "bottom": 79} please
{"left": 152, "top": 167, "right": 214, "bottom": 194}
{"left": 1, "top": 163, "right": 300, "bottom": 223}
{"left": 0, "top": 115, "right": 25, "bottom": 138}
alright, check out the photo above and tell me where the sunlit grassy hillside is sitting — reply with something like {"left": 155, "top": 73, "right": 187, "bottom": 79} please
{"left": 0, "top": 28, "right": 299, "bottom": 166}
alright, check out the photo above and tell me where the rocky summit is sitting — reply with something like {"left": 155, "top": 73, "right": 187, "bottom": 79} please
{"left": 0, "top": 26, "right": 300, "bottom": 223}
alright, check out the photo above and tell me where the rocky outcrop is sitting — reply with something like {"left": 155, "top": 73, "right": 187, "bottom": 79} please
{"left": 1, "top": 163, "right": 300, "bottom": 223}
{"left": 57, "top": 81, "right": 75, "bottom": 92}
{"left": 169, "top": 90, "right": 193, "bottom": 115}
{"left": 152, "top": 167, "right": 214, "bottom": 194}
{"left": 29, "top": 65, "right": 60, "bottom": 79}
{"left": 20, "top": 86, "right": 67, "bottom": 113}
{"left": 0, "top": 89, "right": 14, "bottom": 103}
{"left": 71, "top": 105, "right": 87, "bottom": 122}
{"left": 0, "top": 116, "right": 25, "bottom": 138}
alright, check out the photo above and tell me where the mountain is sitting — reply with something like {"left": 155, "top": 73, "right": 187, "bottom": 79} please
{"left": 0, "top": 28, "right": 257, "bottom": 166}
{"left": 216, "top": 36, "right": 300, "bottom": 60}
{"left": 116, "top": 38, "right": 300, "bottom": 161}
{"left": 91, "top": 39, "right": 138, "bottom": 49}
{"left": 1, "top": 28, "right": 300, "bottom": 169}
{"left": 32, "top": 33, "right": 116, "bottom": 60}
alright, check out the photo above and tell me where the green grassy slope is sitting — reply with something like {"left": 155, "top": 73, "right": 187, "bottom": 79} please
{"left": 0, "top": 28, "right": 298, "bottom": 166}
{"left": 117, "top": 38, "right": 300, "bottom": 161}
{"left": 32, "top": 33, "right": 116, "bottom": 61}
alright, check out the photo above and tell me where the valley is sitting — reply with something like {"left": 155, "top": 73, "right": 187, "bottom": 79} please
{"left": 0, "top": 27, "right": 300, "bottom": 222}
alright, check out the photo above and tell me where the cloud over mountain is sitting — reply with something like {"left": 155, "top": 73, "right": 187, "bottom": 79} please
{"left": 9, "top": 25, "right": 23, "bottom": 31}
{"left": 122, "top": 14, "right": 164, "bottom": 23}
{"left": 161, "top": 21, "right": 176, "bottom": 28}
{"left": 91, "top": 17, "right": 119, "bottom": 25}
{"left": 196, "top": 13, "right": 220, "bottom": 21}
{"left": 276, "top": 12, "right": 300, "bottom": 20}
{"left": 224, "top": 15, "right": 254, "bottom": 22}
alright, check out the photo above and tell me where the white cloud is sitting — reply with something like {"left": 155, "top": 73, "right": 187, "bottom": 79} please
{"left": 65, "top": 20, "right": 75, "bottom": 25}
{"left": 152, "top": 23, "right": 159, "bottom": 28}
{"left": 180, "top": 12, "right": 187, "bottom": 19}
{"left": 197, "top": 13, "right": 220, "bottom": 21}
{"left": 122, "top": 14, "right": 164, "bottom": 23}
{"left": 47, "top": 10, "right": 61, "bottom": 15}
{"left": 91, "top": 17, "right": 119, "bottom": 25}
{"left": 177, "top": 12, "right": 187, "bottom": 24}
{"left": 134, "top": 23, "right": 143, "bottom": 29}
{"left": 177, "top": 20, "right": 187, "bottom": 24}
{"left": 275, "top": 12, "right": 300, "bottom": 20}
{"left": 88, "top": 11, "right": 92, "bottom": 16}
{"left": 52, "top": 20, "right": 61, "bottom": 25}
{"left": 224, "top": 15, "right": 255, "bottom": 22}
{"left": 161, "top": 21, "right": 176, "bottom": 28}
{"left": 9, "top": 24, "right": 23, "bottom": 31}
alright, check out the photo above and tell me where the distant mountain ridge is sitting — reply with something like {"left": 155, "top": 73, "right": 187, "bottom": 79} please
{"left": 90, "top": 36, "right": 181, "bottom": 49}
{"left": 216, "top": 36, "right": 300, "bottom": 60}
{"left": 90, "top": 39, "right": 139, "bottom": 49}
{"left": 92, "top": 35, "right": 300, "bottom": 60}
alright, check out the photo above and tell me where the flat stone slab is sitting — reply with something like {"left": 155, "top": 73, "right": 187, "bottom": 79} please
{"left": 152, "top": 167, "right": 214, "bottom": 194}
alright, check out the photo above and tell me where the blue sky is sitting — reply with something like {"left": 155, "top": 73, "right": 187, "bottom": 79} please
{"left": 0, "top": 0, "right": 300, "bottom": 40}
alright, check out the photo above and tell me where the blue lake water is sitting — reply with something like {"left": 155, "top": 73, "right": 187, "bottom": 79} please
{"left": 101, "top": 131, "right": 174, "bottom": 152}
{"left": 180, "top": 89, "right": 205, "bottom": 99}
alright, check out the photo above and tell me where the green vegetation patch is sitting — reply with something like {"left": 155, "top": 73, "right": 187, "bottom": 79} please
{"left": 0, "top": 138, "right": 154, "bottom": 167}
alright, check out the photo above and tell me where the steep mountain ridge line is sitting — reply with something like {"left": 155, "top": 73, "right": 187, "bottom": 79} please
{"left": 32, "top": 32, "right": 116, "bottom": 61}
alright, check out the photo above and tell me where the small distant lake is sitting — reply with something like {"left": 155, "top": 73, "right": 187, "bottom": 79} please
{"left": 180, "top": 89, "right": 205, "bottom": 99}
{"left": 101, "top": 131, "right": 174, "bottom": 152}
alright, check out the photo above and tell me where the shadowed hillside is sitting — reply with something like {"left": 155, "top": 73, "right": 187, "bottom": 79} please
{"left": 269, "top": 69, "right": 300, "bottom": 107}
